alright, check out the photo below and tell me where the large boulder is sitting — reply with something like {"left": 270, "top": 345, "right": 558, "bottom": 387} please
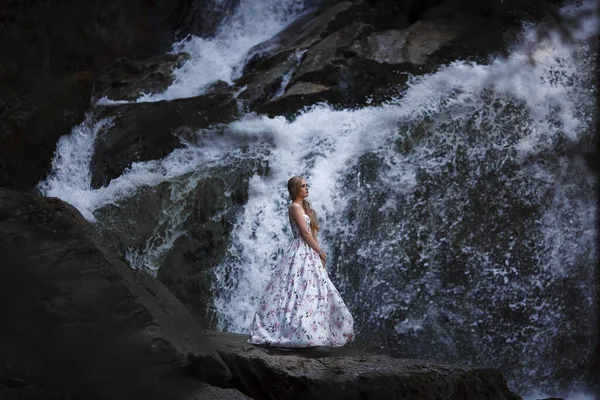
{"left": 0, "top": 188, "right": 232, "bottom": 399}
{"left": 234, "top": 0, "right": 357, "bottom": 111}
{"left": 0, "top": 380, "right": 251, "bottom": 400}
{"left": 156, "top": 177, "right": 239, "bottom": 328}
{"left": 184, "top": 383, "right": 252, "bottom": 399}
{"left": 209, "top": 332, "right": 523, "bottom": 400}
{"left": 290, "top": 22, "right": 372, "bottom": 82}
{"left": 90, "top": 91, "right": 238, "bottom": 188}
{"left": 349, "top": 18, "right": 466, "bottom": 65}
{"left": 241, "top": 0, "right": 356, "bottom": 75}
{"left": 96, "top": 52, "right": 192, "bottom": 102}
{"left": 257, "top": 15, "right": 468, "bottom": 116}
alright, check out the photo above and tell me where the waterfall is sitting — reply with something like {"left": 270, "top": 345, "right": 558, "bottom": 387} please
{"left": 98, "top": 0, "right": 308, "bottom": 104}
{"left": 210, "top": 3, "right": 598, "bottom": 396}
{"left": 37, "top": 116, "right": 114, "bottom": 221}
{"left": 39, "top": 0, "right": 599, "bottom": 396}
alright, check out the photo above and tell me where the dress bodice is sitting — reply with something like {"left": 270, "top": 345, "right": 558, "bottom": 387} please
{"left": 290, "top": 213, "right": 310, "bottom": 239}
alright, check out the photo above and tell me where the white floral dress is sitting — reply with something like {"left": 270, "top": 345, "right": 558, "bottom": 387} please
{"left": 248, "top": 213, "right": 354, "bottom": 347}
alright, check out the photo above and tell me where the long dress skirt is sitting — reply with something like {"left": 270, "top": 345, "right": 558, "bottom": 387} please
{"left": 248, "top": 213, "right": 354, "bottom": 347}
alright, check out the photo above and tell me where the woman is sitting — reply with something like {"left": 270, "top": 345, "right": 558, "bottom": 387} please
{"left": 248, "top": 176, "right": 354, "bottom": 347}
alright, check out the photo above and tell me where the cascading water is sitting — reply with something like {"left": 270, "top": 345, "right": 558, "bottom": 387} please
{"left": 98, "top": 0, "right": 308, "bottom": 103}
{"left": 272, "top": 49, "right": 307, "bottom": 99}
{"left": 42, "top": 0, "right": 307, "bottom": 270}
{"left": 209, "top": 4, "right": 598, "bottom": 397}
{"left": 39, "top": 0, "right": 598, "bottom": 397}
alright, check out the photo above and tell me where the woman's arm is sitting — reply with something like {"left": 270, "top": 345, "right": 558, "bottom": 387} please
{"left": 313, "top": 230, "right": 326, "bottom": 266}
{"left": 289, "top": 204, "right": 326, "bottom": 260}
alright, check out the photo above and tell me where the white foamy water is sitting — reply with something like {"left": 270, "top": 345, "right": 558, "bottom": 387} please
{"left": 213, "top": 5, "right": 598, "bottom": 331}
{"left": 37, "top": 116, "right": 114, "bottom": 220}
{"left": 39, "top": 121, "right": 271, "bottom": 274}
{"left": 209, "top": 3, "right": 598, "bottom": 394}
{"left": 211, "top": 104, "right": 408, "bottom": 322}
{"left": 120, "top": 0, "right": 307, "bottom": 103}
{"left": 39, "top": 123, "right": 264, "bottom": 218}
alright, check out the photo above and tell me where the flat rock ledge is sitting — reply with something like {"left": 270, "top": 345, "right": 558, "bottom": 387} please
{"left": 208, "top": 332, "right": 522, "bottom": 400}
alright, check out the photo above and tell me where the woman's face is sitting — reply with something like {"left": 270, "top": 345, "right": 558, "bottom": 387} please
{"left": 299, "top": 179, "right": 309, "bottom": 199}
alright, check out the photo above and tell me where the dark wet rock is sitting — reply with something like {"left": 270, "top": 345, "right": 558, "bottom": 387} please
{"left": 259, "top": 81, "right": 336, "bottom": 117}
{"left": 324, "top": 1, "right": 412, "bottom": 33}
{"left": 208, "top": 331, "right": 523, "bottom": 400}
{"left": 231, "top": 0, "right": 412, "bottom": 114}
{"left": 236, "top": 49, "right": 301, "bottom": 108}
{"left": 156, "top": 159, "right": 271, "bottom": 327}
{"left": 235, "top": 1, "right": 357, "bottom": 112}
{"left": 94, "top": 161, "right": 268, "bottom": 328}
{"left": 238, "top": 19, "right": 374, "bottom": 115}
{"left": 184, "top": 382, "right": 252, "bottom": 400}
{"left": 283, "top": 1, "right": 357, "bottom": 50}
{"left": 349, "top": 18, "right": 466, "bottom": 65}
{"left": 93, "top": 181, "right": 181, "bottom": 259}
{"left": 235, "top": 6, "right": 464, "bottom": 116}
{"left": 176, "top": 0, "right": 242, "bottom": 40}
{"left": 90, "top": 92, "right": 238, "bottom": 188}
{"left": 0, "top": 188, "right": 232, "bottom": 399}
{"left": 96, "top": 53, "right": 191, "bottom": 102}
{"left": 242, "top": 0, "right": 355, "bottom": 73}
{"left": 235, "top": 0, "right": 566, "bottom": 118}
{"left": 290, "top": 22, "right": 372, "bottom": 84}
{"left": 261, "top": 17, "right": 466, "bottom": 116}
{"left": 156, "top": 177, "right": 235, "bottom": 329}
{"left": 417, "top": 0, "right": 562, "bottom": 26}
{"left": 0, "top": 0, "right": 213, "bottom": 81}
{"left": 93, "top": 177, "right": 233, "bottom": 327}
{"left": 0, "top": 384, "right": 73, "bottom": 400}
{"left": 0, "top": 379, "right": 251, "bottom": 400}
{"left": 0, "top": 72, "right": 93, "bottom": 190}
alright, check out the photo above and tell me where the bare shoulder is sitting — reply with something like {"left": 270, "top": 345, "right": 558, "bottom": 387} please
{"left": 289, "top": 203, "right": 302, "bottom": 215}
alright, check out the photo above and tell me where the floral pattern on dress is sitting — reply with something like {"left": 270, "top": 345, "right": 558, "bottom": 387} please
{"left": 248, "top": 213, "right": 354, "bottom": 347}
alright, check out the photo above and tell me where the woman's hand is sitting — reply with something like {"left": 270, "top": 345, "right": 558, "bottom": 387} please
{"left": 319, "top": 250, "right": 327, "bottom": 266}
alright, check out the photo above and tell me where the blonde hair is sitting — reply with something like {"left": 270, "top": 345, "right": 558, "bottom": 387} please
{"left": 287, "top": 176, "right": 319, "bottom": 235}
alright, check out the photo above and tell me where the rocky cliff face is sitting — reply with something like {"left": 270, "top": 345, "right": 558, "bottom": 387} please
{"left": 0, "top": 189, "right": 525, "bottom": 399}
{"left": 0, "top": 188, "right": 234, "bottom": 399}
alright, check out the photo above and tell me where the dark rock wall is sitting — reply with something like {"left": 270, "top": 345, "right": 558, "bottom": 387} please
{"left": 1, "top": 0, "right": 197, "bottom": 81}
{"left": 0, "top": 188, "right": 231, "bottom": 399}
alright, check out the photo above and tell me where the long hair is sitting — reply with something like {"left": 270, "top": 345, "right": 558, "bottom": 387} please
{"left": 287, "top": 176, "right": 319, "bottom": 235}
